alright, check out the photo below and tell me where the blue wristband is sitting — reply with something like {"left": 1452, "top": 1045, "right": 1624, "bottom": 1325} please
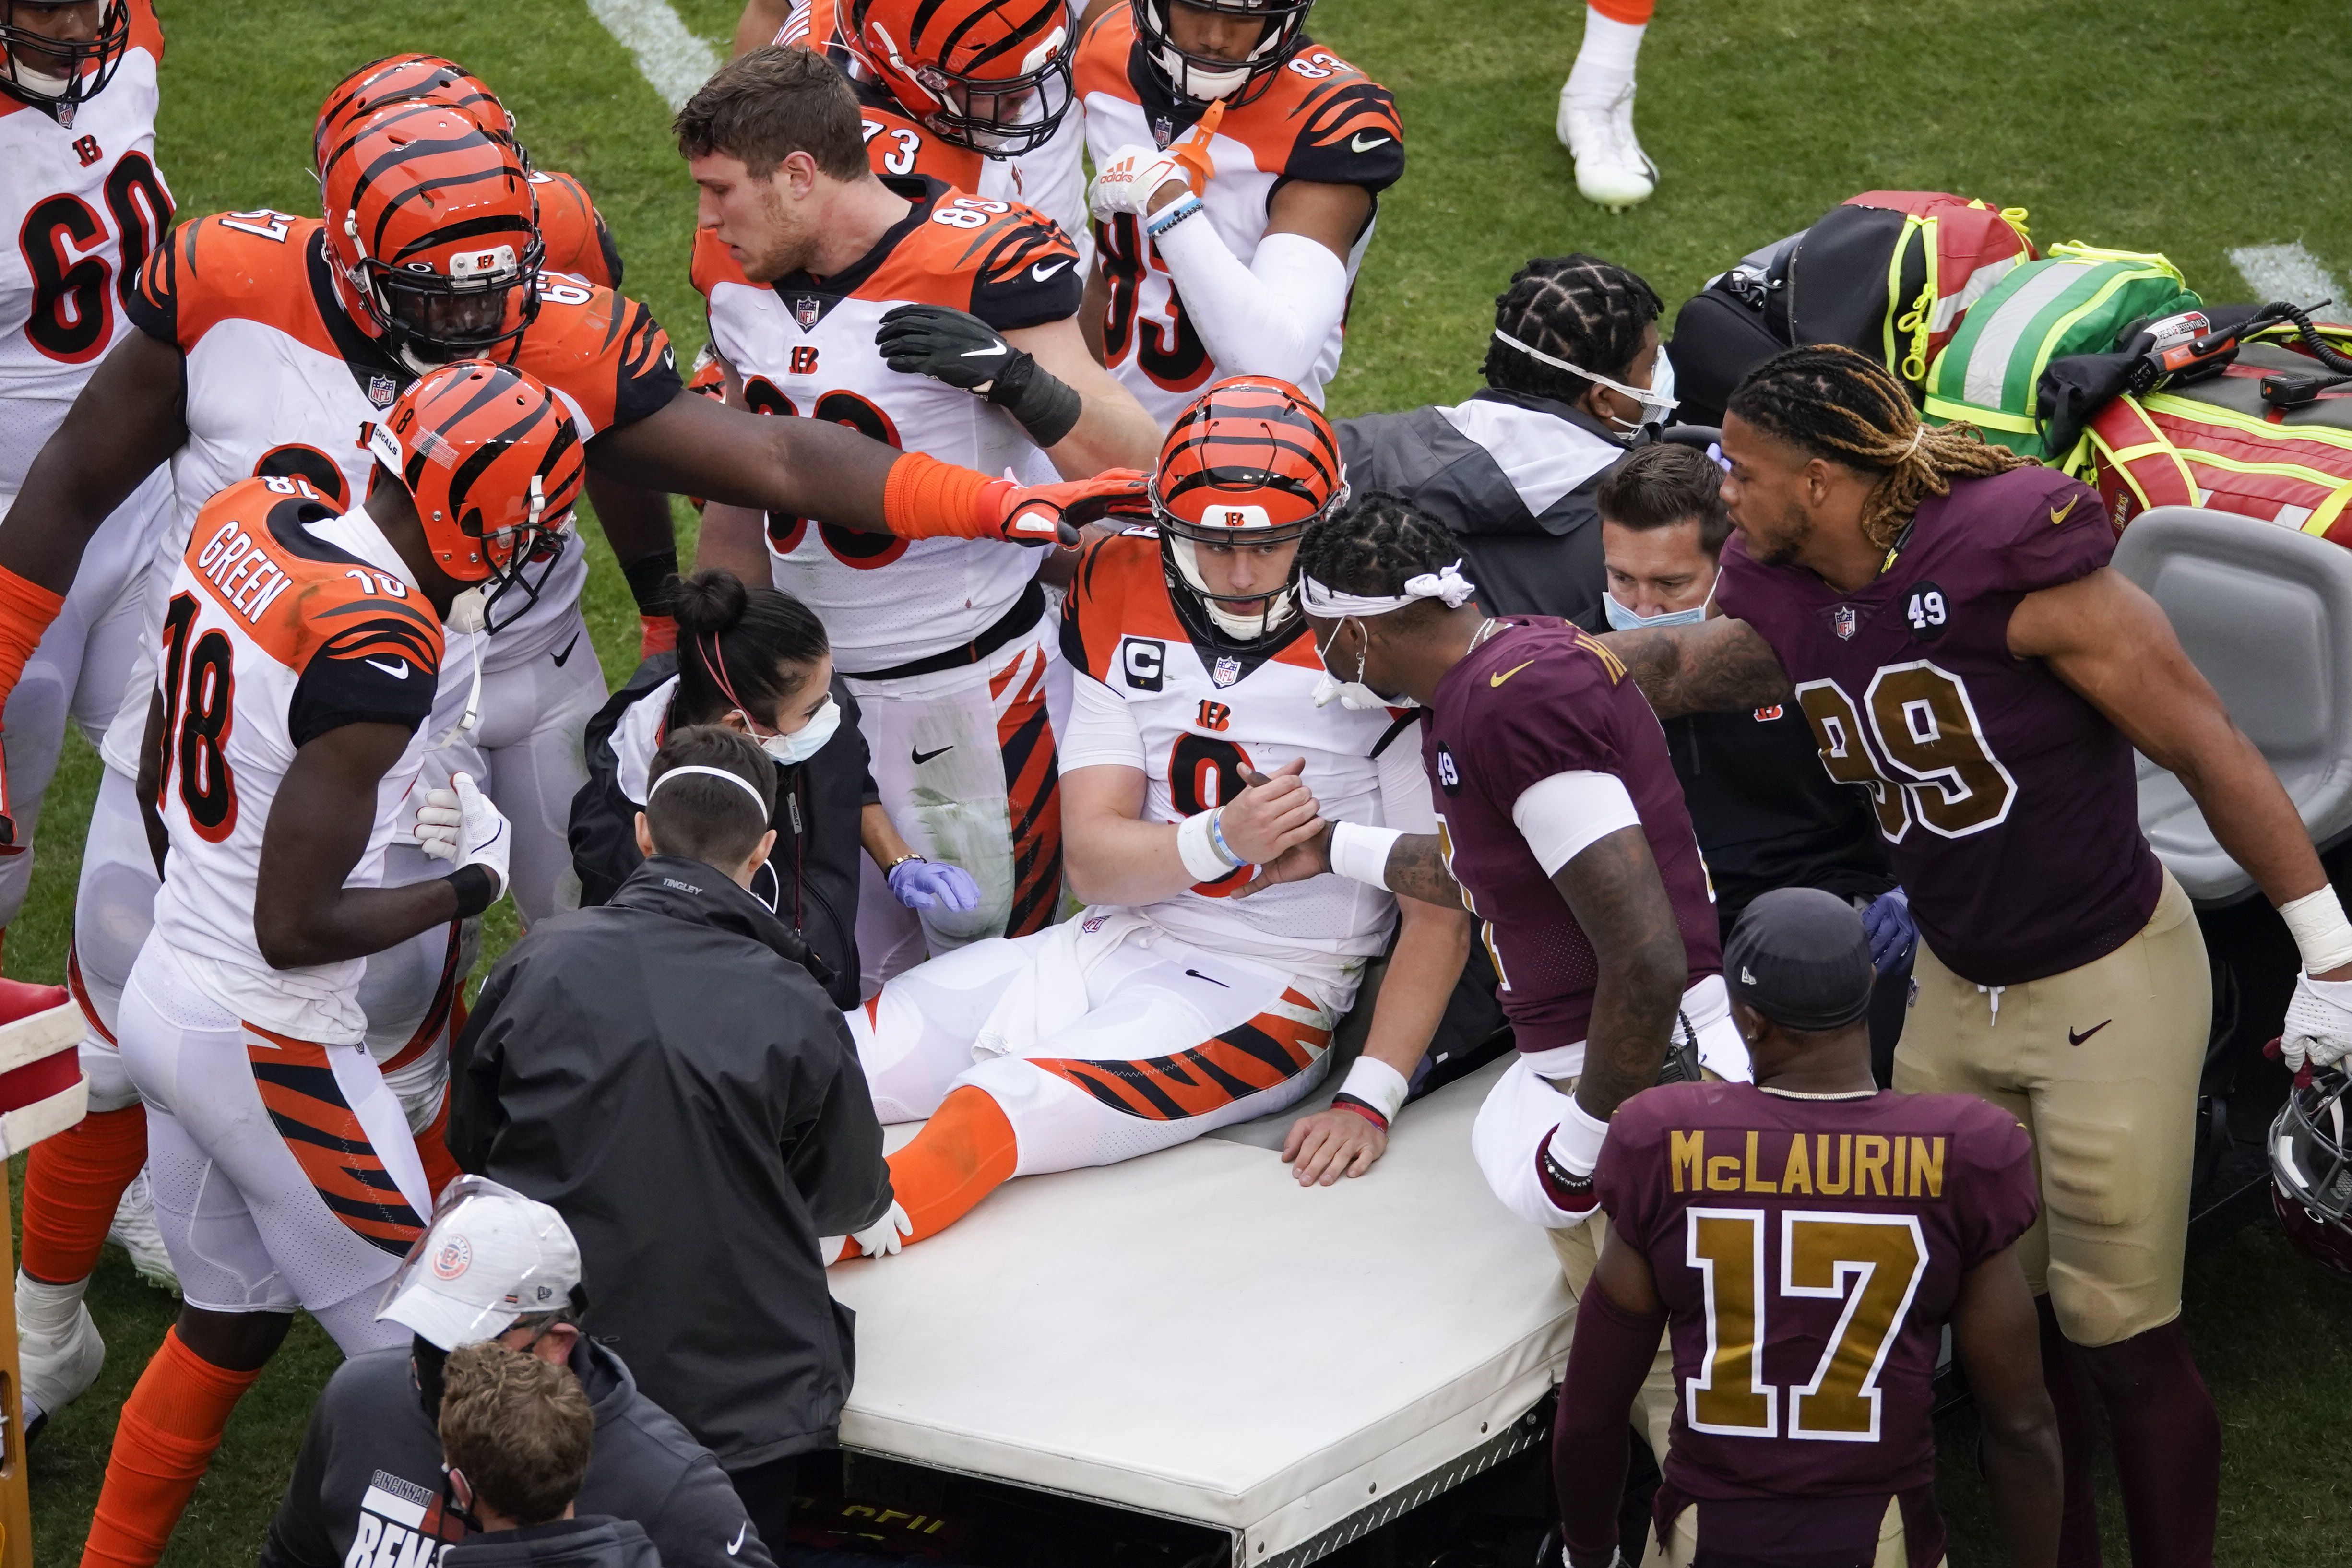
{"left": 1146, "top": 194, "right": 1204, "bottom": 240}
{"left": 1208, "top": 807, "right": 1244, "bottom": 868}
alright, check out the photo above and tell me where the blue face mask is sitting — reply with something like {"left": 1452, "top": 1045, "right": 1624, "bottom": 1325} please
{"left": 1602, "top": 574, "right": 1715, "bottom": 632}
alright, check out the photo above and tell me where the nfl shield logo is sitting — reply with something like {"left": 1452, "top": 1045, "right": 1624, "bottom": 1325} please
{"left": 1832, "top": 606, "right": 1858, "bottom": 641}
{"left": 1152, "top": 115, "right": 1174, "bottom": 148}
{"left": 56, "top": 102, "right": 74, "bottom": 130}
{"left": 791, "top": 296, "right": 821, "bottom": 331}
{"left": 1212, "top": 655, "right": 1241, "bottom": 688}
{"left": 367, "top": 374, "right": 398, "bottom": 408}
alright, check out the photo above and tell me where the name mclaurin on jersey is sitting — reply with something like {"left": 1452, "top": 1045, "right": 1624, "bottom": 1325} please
{"left": 1668, "top": 1128, "right": 1951, "bottom": 1199}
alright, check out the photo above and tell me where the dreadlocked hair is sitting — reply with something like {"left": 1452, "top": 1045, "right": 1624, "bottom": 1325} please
{"left": 1727, "top": 344, "right": 2035, "bottom": 553}
{"left": 1295, "top": 489, "right": 1461, "bottom": 600}
{"left": 1481, "top": 254, "right": 1663, "bottom": 405}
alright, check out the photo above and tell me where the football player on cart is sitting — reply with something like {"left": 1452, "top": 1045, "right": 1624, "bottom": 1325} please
{"left": 834, "top": 377, "right": 1470, "bottom": 1258}
{"left": 1076, "top": 0, "right": 1404, "bottom": 426}
{"left": 79, "top": 364, "right": 575, "bottom": 1568}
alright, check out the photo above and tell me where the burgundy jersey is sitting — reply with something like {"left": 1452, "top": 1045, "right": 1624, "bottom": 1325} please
{"left": 1423, "top": 618, "right": 1722, "bottom": 1051}
{"left": 1716, "top": 467, "right": 2164, "bottom": 986}
{"left": 1596, "top": 1081, "right": 2038, "bottom": 1502}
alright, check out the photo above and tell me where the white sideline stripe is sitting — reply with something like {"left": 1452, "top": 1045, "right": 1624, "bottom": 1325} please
{"left": 2229, "top": 243, "right": 2343, "bottom": 309}
{"left": 583, "top": 0, "right": 719, "bottom": 111}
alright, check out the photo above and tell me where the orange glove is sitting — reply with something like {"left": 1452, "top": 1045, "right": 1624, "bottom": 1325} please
{"left": 640, "top": 615, "right": 678, "bottom": 660}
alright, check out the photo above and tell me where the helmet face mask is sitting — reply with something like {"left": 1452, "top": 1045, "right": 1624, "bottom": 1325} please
{"left": 2270, "top": 1068, "right": 2352, "bottom": 1279}
{"left": 852, "top": 0, "right": 1074, "bottom": 155}
{"left": 366, "top": 236, "right": 547, "bottom": 367}
{"left": 0, "top": 0, "right": 131, "bottom": 115}
{"left": 1135, "top": 0, "right": 1313, "bottom": 108}
{"left": 1152, "top": 375, "right": 1347, "bottom": 649}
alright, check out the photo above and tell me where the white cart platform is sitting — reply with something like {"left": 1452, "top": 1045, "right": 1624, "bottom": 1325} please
{"left": 828, "top": 1056, "right": 1570, "bottom": 1566}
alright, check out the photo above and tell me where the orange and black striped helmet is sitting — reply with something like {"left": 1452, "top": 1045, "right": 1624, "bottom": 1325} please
{"left": 1152, "top": 375, "right": 1347, "bottom": 644}
{"left": 0, "top": 0, "right": 132, "bottom": 117}
{"left": 313, "top": 54, "right": 514, "bottom": 175}
{"left": 321, "top": 103, "right": 544, "bottom": 367}
{"left": 846, "top": 0, "right": 1073, "bottom": 155}
{"left": 368, "top": 361, "right": 583, "bottom": 631}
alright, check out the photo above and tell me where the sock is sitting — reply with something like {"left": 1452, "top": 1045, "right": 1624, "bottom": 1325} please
{"left": 22, "top": 1105, "right": 149, "bottom": 1285}
{"left": 18, "top": 1268, "right": 93, "bottom": 1341}
{"left": 1565, "top": 5, "right": 1647, "bottom": 107}
{"left": 80, "top": 1329, "right": 266, "bottom": 1568}
{"left": 2079, "top": 1319, "right": 2220, "bottom": 1568}
{"left": 2034, "top": 1296, "right": 2106, "bottom": 1568}
{"left": 413, "top": 1092, "right": 462, "bottom": 1203}
{"left": 851, "top": 1087, "right": 1017, "bottom": 1254}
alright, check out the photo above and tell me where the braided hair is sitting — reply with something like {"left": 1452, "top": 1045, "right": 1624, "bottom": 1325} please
{"left": 1726, "top": 344, "right": 2033, "bottom": 553}
{"left": 1482, "top": 255, "right": 1663, "bottom": 405}
{"left": 1295, "top": 489, "right": 1462, "bottom": 602}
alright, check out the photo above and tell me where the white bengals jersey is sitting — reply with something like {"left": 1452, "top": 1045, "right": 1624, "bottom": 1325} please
{"left": 1074, "top": 9, "right": 1403, "bottom": 427}
{"left": 95, "top": 211, "right": 680, "bottom": 771}
{"left": 1060, "top": 530, "right": 1435, "bottom": 992}
{"left": 694, "top": 175, "right": 1081, "bottom": 673}
{"left": 149, "top": 477, "right": 443, "bottom": 1044}
{"left": 0, "top": 0, "right": 172, "bottom": 487}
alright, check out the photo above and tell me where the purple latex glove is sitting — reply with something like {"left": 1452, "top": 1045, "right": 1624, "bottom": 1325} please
{"left": 1861, "top": 887, "right": 1917, "bottom": 974}
{"left": 889, "top": 856, "right": 981, "bottom": 913}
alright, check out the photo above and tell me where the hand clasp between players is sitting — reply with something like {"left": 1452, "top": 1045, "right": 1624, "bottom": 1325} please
{"left": 415, "top": 771, "right": 513, "bottom": 903}
{"left": 1214, "top": 756, "right": 1326, "bottom": 868}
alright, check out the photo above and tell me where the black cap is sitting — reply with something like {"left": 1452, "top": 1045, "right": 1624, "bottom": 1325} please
{"left": 1723, "top": 888, "right": 1876, "bottom": 1031}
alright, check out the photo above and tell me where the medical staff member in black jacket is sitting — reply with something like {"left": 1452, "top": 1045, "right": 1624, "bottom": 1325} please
{"left": 570, "top": 569, "right": 979, "bottom": 1008}
{"left": 455, "top": 727, "right": 894, "bottom": 1546}
{"left": 262, "top": 1179, "right": 771, "bottom": 1568}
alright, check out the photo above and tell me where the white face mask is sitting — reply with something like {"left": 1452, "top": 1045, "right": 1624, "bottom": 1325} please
{"left": 1602, "top": 568, "right": 1715, "bottom": 631}
{"left": 746, "top": 694, "right": 840, "bottom": 766}
{"left": 1310, "top": 618, "right": 1416, "bottom": 712}
{"left": 1492, "top": 331, "right": 1680, "bottom": 441}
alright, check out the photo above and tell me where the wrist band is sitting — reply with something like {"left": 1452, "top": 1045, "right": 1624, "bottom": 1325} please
{"left": 1556, "top": 1095, "right": 1611, "bottom": 1177}
{"left": 448, "top": 863, "right": 497, "bottom": 919}
{"left": 1176, "top": 809, "right": 1234, "bottom": 883}
{"left": 1207, "top": 806, "right": 1245, "bottom": 869}
{"left": 986, "top": 352, "right": 1084, "bottom": 449}
{"left": 1146, "top": 194, "right": 1204, "bottom": 239}
{"left": 1338, "top": 1055, "right": 1409, "bottom": 1125}
{"left": 1328, "top": 821, "right": 1401, "bottom": 890}
{"left": 1329, "top": 1097, "right": 1389, "bottom": 1132}
{"left": 620, "top": 549, "right": 679, "bottom": 615}
{"left": 2282, "top": 885, "right": 2352, "bottom": 975}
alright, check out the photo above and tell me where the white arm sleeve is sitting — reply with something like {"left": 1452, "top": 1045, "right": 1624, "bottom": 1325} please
{"left": 1152, "top": 222, "right": 1349, "bottom": 389}
{"left": 1376, "top": 731, "right": 1439, "bottom": 835}
{"left": 1511, "top": 771, "right": 1642, "bottom": 877}
{"left": 1058, "top": 672, "right": 1147, "bottom": 772}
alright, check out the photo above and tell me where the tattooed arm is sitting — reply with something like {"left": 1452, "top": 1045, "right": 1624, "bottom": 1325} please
{"left": 1598, "top": 618, "right": 1794, "bottom": 718}
{"left": 1554, "top": 825, "right": 1687, "bottom": 1119}
{"left": 1239, "top": 825, "right": 1465, "bottom": 907}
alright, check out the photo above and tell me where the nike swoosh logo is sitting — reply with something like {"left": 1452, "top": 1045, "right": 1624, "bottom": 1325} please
{"left": 2050, "top": 496, "right": 2079, "bottom": 526}
{"left": 363, "top": 658, "right": 409, "bottom": 679}
{"left": 1183, "top": 968, "right": 1230, "bottom": 987}
{"left": 961, "top": 344, "right": 1009, "bottom": 357}
{"left": 726, "top": 1524, "right": 748, "bottom": 1556}
{"left": 551, "top": 634, "right": 579, "bottom": 667}
{"left": 1031, "top": 259, "right": 1071, "bottom": 282}
{"left": 1351, "top": 133, "right": 1392, "bottom": 152}
{"left": 2067, "top": 1019, "right": 2112, "bottom": 1046}
{"left": 1490, "top": 660, "right": 1533, "bottom": 687}
{"left": 911, "top": 743, "right": 954, "bottom": 765}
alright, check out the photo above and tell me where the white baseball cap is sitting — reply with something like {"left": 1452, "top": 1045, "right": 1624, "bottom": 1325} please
{"left": 377, "top": 1175, "right": 584, "bottom": 1350}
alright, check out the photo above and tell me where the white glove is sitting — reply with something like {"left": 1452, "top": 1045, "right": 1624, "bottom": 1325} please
{"left": 1087, "top": 141, "right": 1199, "bottom": 223}
{"left": 852, "top": 1200, "right": 913, "bottom": 1259}
{"left": 2282, "top": 974, "right": 2352, "bottom": 1072}
{"left": 415, "top": 771, "right": 511, "bottom": 901}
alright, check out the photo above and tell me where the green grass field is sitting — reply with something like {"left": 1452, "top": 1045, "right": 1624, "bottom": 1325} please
{"left": 14, "top": 0, "right": 2352, "bottom": 1562}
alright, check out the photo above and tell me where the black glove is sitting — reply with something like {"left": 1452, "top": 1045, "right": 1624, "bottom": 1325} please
{"left": 876, "top": 303, "right": 1083, "bottom": 448}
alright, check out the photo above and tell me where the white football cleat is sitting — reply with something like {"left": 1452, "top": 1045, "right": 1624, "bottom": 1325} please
{"left": 1557, "top": 82, "right": 1657, "bottom": 212}
{"left": 18, "top": 1293, "right": 104, "bottom": 1433}
{"left": 107, "top": 1171, "right": 180, "bottom": 1294}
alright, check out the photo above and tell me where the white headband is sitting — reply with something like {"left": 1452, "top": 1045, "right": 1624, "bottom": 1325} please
{"left": 1490, "top": 329, "right": 1679, "bottom": 416}
{"left": 647, "top": 764, "right": 769, "bottom": 815}
{"left": 1299, "top": 559, "right": 1480, "bottom": 618}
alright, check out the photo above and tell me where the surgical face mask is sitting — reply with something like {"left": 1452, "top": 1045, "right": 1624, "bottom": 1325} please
{"left": 745, "top": 693, "right": 840, "bottom": 766}
{"left": 1491, "top": 330, "right": 1680, "bottom": 442}
{"left": 1602, "top": 569, "right": 1715, "bottom": 631}
{"left": 1310, "top": 618, "right": 1415, "bottom": 712}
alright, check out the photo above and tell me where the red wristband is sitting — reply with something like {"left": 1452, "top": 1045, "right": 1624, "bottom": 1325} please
{"left": 881, "top": 450, "right": 997, "bottom": 541}
{"left": 0, "top": 562, "right": 66, "bottom": 706}
{"left": 640, "top": 614, "right": 677, "bottom": 659}
{"left": 1329, "top": 1094, "right": 1389, "bottom": 1133}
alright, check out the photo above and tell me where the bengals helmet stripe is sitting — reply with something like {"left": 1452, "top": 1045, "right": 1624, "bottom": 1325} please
{"left": 368, "top": 361, "right": 583, "bottom": 632}
{"left": 314, "top": 54, "right": 511, "bottom": 174}
{"left": 847, "top": 0, "right": 1073, "bottom": 154}
{"left": 321, "top": 103, "right": 544, "bottom": 365}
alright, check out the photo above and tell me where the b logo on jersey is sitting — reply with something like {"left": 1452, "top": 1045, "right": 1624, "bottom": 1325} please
{"left": 71, "top": 135, "right": 102, "bottom": 168}
{"left": 1754, "top": 705, "right": 1784, "bottom": 722}
{"left": 1436, "top": 744, "right": 1461, "bottom": 795}
{"left": 1121, "top": 637, "right": 1164, "bottom": 693}
{"left": 789, "top": 345, "right": 819, "bottom": 375}
{"left": 1832, "top": 606, "right": 1859, "bottom": 641}
{"left": 1905, "top": 582, "right": 1949, "bottom": 642}
{"left": 1196, "top": 700, "right": 1232, "bottom": 732}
